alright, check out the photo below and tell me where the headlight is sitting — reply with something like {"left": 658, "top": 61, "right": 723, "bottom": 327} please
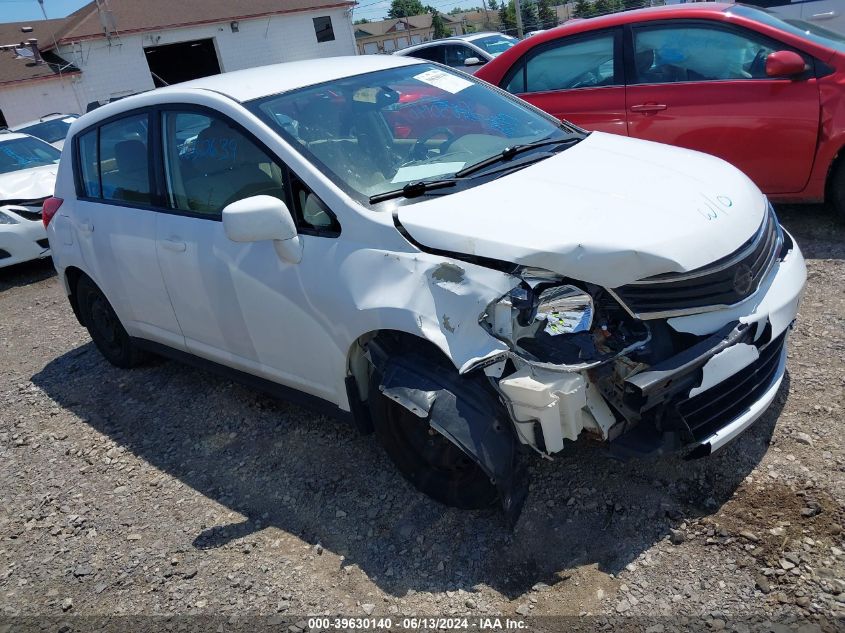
{"left": 535, "top": 284, "right": 593, "bottom": 336}
{"left": 0, "top": 210, "right": 19, "bottom": 225}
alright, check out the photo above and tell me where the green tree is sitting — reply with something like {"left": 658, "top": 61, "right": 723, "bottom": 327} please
{"left": 431, "top": 10, "right": 450, "bottom": 38}
{"left": 388, "top": 0, "right": 425, "bottom": 18}
{"left": 537, "top": 0, "right": 557, "bottom": 28}
{"left": 354, "top": 18, "right": 371, "bottom": 23}
{"left": 520, "top": 0, "right": 541, "bottom": 32}
{"left": 498, "top": 0, "right": 516, "bottom": 34}
{"left": 572, "top": 0, "right": 593, "bottom": 18}
{"left": 592, "top": 0, "right": 611, "bottom": 16}
{"left": 488, "top": 0, "right": 499, "bottom": 10}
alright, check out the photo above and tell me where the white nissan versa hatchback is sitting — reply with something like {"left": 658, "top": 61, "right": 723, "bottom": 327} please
{"left": 46, "top": 56, "right": 806, "bottom": 522}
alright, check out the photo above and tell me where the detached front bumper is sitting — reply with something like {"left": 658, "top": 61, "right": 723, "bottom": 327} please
{"left": 499, "top": 230, "right": 806, "bottom": 458}
{"left": 0, "top": 206, "right": 50, "bottom": 268}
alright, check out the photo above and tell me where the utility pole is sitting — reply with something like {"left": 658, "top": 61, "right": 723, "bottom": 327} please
{"left": 513, "top": 0, "right": 524, "bottom": 38}
{"left": 481, "top": 0, "right": 491, "bottom": 30}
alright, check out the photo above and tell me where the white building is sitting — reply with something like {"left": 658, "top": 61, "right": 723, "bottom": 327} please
{"left": 0, "top": 0, "right": 356, "bottom": 127}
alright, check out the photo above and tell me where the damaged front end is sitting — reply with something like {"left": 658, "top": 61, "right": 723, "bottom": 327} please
{"left": 479, "top": 207, "right": 802, "bottom": 463}
{"left": 365, "top": 207, "right": 803, "bottom": 527}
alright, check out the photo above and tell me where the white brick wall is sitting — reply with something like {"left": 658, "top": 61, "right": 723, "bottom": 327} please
{"left": 55, "top": 7, "right": 357, "bottom": 108}
{"left": 0, "top": 76, "right": 86, "bottom": 127}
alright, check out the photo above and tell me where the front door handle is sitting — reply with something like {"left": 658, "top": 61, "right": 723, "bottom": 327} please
{"left": 160, "top": 238, "right": 186, "bottom": 252}
{"left": 630, "top": 103, "right": 668, "bottom": 113}
{"left": 810, "top": 11, "right": 836, "bottom": 19}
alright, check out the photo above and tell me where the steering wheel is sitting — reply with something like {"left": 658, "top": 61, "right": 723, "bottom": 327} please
{"left": 409, "top": 127, "right": 457, "bottom": 161}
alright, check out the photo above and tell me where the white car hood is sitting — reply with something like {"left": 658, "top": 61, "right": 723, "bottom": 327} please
{"left": 396, "top": 132, "right": 767, "bottom": 288}
{"left": 0, "top": 163, "right": 58, "bottom": 203}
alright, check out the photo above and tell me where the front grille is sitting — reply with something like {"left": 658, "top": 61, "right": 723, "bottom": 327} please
{"left": 677, "top": 331, "right": 786, "bottom": 441}
{"left": 611, "top": 208, "right": 781, "bottom": 318}
{"left": 36, "top": 238, "right": 50, "bottom": 249}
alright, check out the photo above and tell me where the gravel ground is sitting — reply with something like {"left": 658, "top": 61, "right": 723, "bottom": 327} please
{"left": 0, "top": 205, "right": 843, "bottom": 631}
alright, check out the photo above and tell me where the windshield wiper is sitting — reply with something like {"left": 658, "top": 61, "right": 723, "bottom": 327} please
{"left": 369, "top": 179, "right": 456, "bottom": 204}
{"left": 454, "top": 137, "right": 578, "bottom": 178}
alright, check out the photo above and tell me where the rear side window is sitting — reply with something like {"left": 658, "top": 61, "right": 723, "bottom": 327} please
{"left": 409, "top": 45, "right": 444, "bottom": 64}
{"left": 76, "top": 113, "right": 151, "bottom": 204}
{"left": 507, "top": 33, "right": 617, "bottom": 94}
{"left": 161, "top": 110, "right": 286, "bottom": 217}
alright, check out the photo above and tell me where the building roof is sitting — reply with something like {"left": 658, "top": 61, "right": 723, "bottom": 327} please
{"left": 354, "top": 13, "right": 458, "bottom": 37}
{"left": 0, "top": 19, "right": 79, "bottom": 86}
{"left": 47, "top": 0, "right": 355, "bottom": 46}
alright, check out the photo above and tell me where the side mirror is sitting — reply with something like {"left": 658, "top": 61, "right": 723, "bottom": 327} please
{"left": 766, "top": 50, "right": 807, "bottom": 78}
{"left": 222, "top": 195, "right": 302, "bottom": 263}
{"left": 464, "top": 56, "right": 484, "bottom": 67}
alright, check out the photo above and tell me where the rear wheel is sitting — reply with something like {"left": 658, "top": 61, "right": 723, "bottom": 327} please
{"left": 76, "top": 276, "right": 147, "bottom": 368}
{"left": 368, "top": 365, "right": 498, "bottom": 510}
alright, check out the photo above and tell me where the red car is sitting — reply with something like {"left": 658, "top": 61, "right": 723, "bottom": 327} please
{"left": 476, "top": 3, "right": 845, "bottom": 218}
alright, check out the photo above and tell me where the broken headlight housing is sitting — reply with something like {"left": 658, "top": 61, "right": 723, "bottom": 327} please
{"left": 0, "top": 210, "right": 19, "bottom": 225}
{"left": 481, "top": 268, "right": 649, "bottom": 368}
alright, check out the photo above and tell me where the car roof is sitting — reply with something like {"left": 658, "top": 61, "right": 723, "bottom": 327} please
{"left": 0, "top": 131, "right": 33, "bottom": 142}
{"left": 11, "top": 113, "right": 78, "bottom": 129}
{"left": 537, "top": 2, "right": 731, "bottom": 37}
{"left": 397, "top": 31, "right": 506, "bottom": 54}
{"left": 159, "top": 55, "right": 423, "bottom": 102}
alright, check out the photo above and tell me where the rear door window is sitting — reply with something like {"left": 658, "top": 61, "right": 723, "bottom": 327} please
{"left": 100, "top": 115, "right": 151, "bottom": 204}
{"left": 76, "top": 113, "right": 151, "bottom": 204}
{"left": 409, "top": 45, "right": 444, "bottom": 64}
{"left": 513, "top": 33, "right": 618, "bottom": 93}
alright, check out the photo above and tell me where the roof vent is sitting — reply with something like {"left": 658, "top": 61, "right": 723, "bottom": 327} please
{"left": 27, "top": 38, "right": 44, "bottom": 64}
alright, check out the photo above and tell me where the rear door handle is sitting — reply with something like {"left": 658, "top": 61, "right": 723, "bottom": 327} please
{"left": 78, "top": 221, "right": 94, "bottom": 234}
{"left": 160, "top": 238, "right": 186, "bottom": 252}
{"left": 810, "top": 11, "right": 836, "bottom": 19}
{"left": 630, "top": 103, "right": 668, "bottom": 113}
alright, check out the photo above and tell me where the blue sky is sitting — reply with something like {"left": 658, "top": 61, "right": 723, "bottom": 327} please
{"left": 0, "top": 0, "right": 90, "bottom": 22}
{"left": 0, "top": 0, "right": 479, "bottom": 25}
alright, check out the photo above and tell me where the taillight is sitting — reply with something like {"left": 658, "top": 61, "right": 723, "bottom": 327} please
{"left": 42, "top": 197, "right": 63, "bottom": 229}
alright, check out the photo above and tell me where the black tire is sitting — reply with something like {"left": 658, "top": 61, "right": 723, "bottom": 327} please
{"left": 830, "top": 160, "right": 845, "bottom": 223}
{"left": 76, "top": 275, "right": 147, "bottom": 368}
{"left": 368, "top": 365, "right": 499, "bottom": 510}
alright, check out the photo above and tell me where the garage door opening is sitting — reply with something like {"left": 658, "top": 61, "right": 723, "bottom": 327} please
{"left": 144, "top": 39, "right": 221, "bottom": 87}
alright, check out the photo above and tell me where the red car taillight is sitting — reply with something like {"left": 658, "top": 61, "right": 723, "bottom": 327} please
{"left": 42, "top": 197, "right": 63, "bottom": 229}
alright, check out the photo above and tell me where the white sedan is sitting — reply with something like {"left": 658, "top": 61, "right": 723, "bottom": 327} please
{"left": 46, "top": 56, "right": 805, "bottom": 522}
{"left": 0, "top": 132, "right": 59, "bottom": 268}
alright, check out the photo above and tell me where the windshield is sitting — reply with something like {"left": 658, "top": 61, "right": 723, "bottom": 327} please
{"left": 471, "top": 34, "right": 518, "bottom": 55}
{"left": 15, "top": 116, "right": 77, "bottom": 143}
{"left": 0, "top": 136, "right": 61, "bottom": 174}
{"left": 730, "top": 5, "right": 845, "bottom": 52}
{"left": 248, "top": 63, "right": 573, "bottom": 202}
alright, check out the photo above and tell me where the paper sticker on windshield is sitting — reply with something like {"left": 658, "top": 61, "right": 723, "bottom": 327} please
{"left": 391, "top": 162, "right": 465, "bottom": 183}
{"left": 353, "top": 88, "right": 379, "bottom": 103}
{"left": 413, "top": 69, "right": 473, "bottom": 94}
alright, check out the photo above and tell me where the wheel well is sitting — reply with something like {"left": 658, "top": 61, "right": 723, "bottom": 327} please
{"left": 63, "top": 266, "right": 87, "bottom": 326}
{"left": 347, "top": 330, "right": 452, "bottom": 408}
{"left": 825, "top": 145, "right": 845, "bottom": 201}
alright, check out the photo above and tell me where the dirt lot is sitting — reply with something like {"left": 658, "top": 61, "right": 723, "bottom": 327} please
{"left": 1, "top": 205, "right": 843, "bottom": 631}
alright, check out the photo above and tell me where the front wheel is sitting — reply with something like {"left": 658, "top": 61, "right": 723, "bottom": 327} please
{"left": 76, "top": 276, "right": 147, "bottom": 368}
{"left": 368, "top": 366, "right": 498, "bottom": 510}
